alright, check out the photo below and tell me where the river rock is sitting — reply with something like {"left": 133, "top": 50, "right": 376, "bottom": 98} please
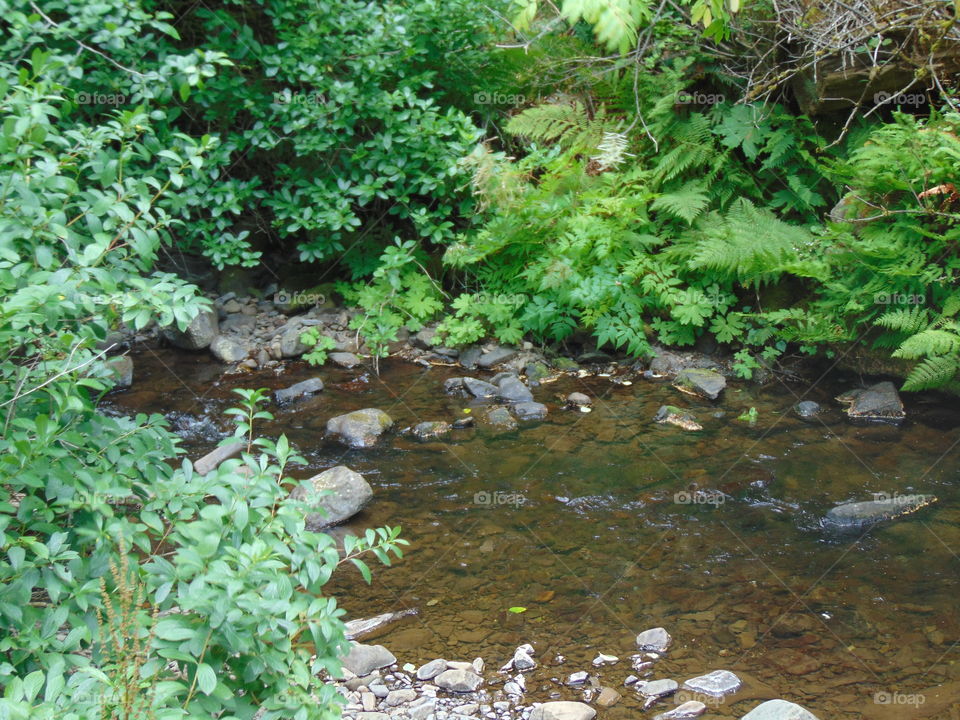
{"left": 567, "top": 392, "right": 591, "bottom": 406}
{"left": 417, "top": 658, "right": 447, "bottom": 680}
{"left": 512, "top": 646, "right": 536, "bottom": 671}
{"left": 411, "top": 421, "right": 451, "bottom": 440}
{"left": 289, "top": 466, "right": 373, "bottom": 529}
{"left": 636, "top": 627, "right": 672, "bottom": 652}
{"left": 478, "top": 347, "right": 517, "bottom": 368}
{"left": 566, "top": 672, "right": 589, "bottom": 686}
{"left": 106, "top": 356, "right": 133, "bottom": 388}
{"left": 210, "top": 335, "right": 249, "bottom": 363}
{"left": 194, "top": 439, "right": 244, "bottom": 476}
{"left": 497, "top": 376, "right": 534, "bottom": 403}
{"left": 162, "top": 308, "right": 218, "bottom": 350}
{"left": 435, "top": 669, "right": 483, "bottom": 693}
{"left": 278, "top": 321, "right": 309, "bottom": 357}
{"left": 639, "top": 679, "right": 679, "bottom": 698}
{"left": 794, "top": 400, "right": 822, "bottom": 419}
{"left": 484, "top": 406, "right": 518, "bottom": 430}
{"left": 672, "top": 368, "right": 726, "bottom": 400}
{"left": 444, "top": 377, "right": 466, "bottom": 394}
{"left": 459, "top": 347, "right": 481, "bottom": 369}
{"left": 822, "top": 494, "right": 936, "bottom": 529}
{"left": 463, "top": 377, "right": 498, "bottom": 398}
{"left": 654, "top": 700, "right": 707, "bottom": 719}
{"left": 682, "top": 669, "right": 741, "bottom": 697}
{"left": 330, "top": 351, "right": 362, "bottom": 369}
{"left": 512, "top": 401, "right": 548, "bottom": 421}
{"left": 740, "top": 699, "right": 820, "bottom": 720}
{"left": 326, "top": 408, "right": 393, "bottom": 448}
{"left": 837, "top": 381, "right": 905, "bottom": 422}
{"left": 530, "top": 701, "right": 596, "bottom": 720}
{"left": 339, "top": 642, "right": 396, "bottom": 677}
{"left": 654, "top": 405, "right": 702, "bottom": 431}
{"left": 274, "top": 377, "right": 324, "bottom": 404}
{"left": 596, "top": 687, "right": 621, "bottom": 707}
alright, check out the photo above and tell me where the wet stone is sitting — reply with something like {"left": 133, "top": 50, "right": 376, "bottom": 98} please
{"left": 823, "top": 494, "right": 937, "bottom": 530}
{"left": 740, "top": 699, "right": 821, "bottom": 720}
{"left": 639, "top": 679, "right": 679, "bottom": 698}
{"left": 681, "top": 669, "right": 741, "bottom": 697}
{"left": 464, "top": 377, "right": 498, "bottom": 398}
{"left": 512, "top": 401, "right": 548, "bottom": 421}
{"left": 340, "top": 643, "right": 397, "bottom": 677}
{"left": 478, "top": 347, "right": 518, "bottom": 369}
{"left": 274, "top": 377, "right": 324, "bottom": 404}
{"left": 596, "top": 687, "right": 621, "bottom": 707}
{"left": 653, "top": 700, "right": 707, "bottom": 720}
{"left": 566, "top": 392, "right": 591, "bottom": 406}
{"left": 289, "top": 466, "right": 373, "bottom": 530}
{"left": 330, "top": 351, "right": 362, "bottom": 369}
{"left": 497, "top": 376, "right": 534, "bottom": 403}
{"left": 529, "top": 701, "right": 596, "bottom": 720}
{"left": 838, "top": 381, "right": 905, "bottom": 422}
{"left": 636, "top": 627, "right": 673, "bottom": 652}
{"left": 672, "top": 368, "right": 726, "bottom": 400}
{"left": 326, "top": 408, "right": 393, "bottom": 448}
{"left": 566, "top": 672, "right": 589, "bottom": 686}
{"left": 794, "top": 400, "right": 822, "bottom": 419}
{"left": 417, "top": 658, "right": 447, "bottom": 680}
{"left": 435, "top": 669, "right": 484, "bottom": 693}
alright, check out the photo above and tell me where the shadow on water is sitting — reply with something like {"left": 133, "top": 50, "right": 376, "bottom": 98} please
{"left": 104, "top": 347, "right": 960, "bottom": 719}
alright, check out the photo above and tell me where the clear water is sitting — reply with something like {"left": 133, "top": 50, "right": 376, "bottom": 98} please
{"left": 106, "top": 348, "right": 960, "bottom": 719}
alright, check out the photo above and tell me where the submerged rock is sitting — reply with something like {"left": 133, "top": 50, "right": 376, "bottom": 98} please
{"left": 837, "top": 381, "right": 905, "bottom": 422}
{"left": 639, "top": 679, "right": 679, "bottom": 698}
{"left": 794, "top": 400, "right": 822, "bottom": 419}
{"left": 672, "top": 368, "right": 726, "bottom": 400}
{"left": 289, "top": 465, "right": 373, "bottom": 529}
{"left": 654, "top": 405, "right": 702, "bottom": 431}
{"left": 344, "top": 609, "right": 418, "bottom": 641}
{"left": 530, "top": 701, "right": 596, "bottom": 720}
{"left": 512, "top": 401, "right": 548, "bottom": 421}
{"left": 823, "top": 494, "right": 936, "bottom": 529}
{"left": 326, "top": 408, "right": 393, "bottom": 448}
{"left": 410, "top": 421, "right": 452, "bottom": 440}
{"left": 162, "top": 308, "right": 218, "bottom": 350}
{"left": 654, "top": 701, "right": 707, "bottom": 719}
{"left": 274, "top": 377, "right": 324, "bottom": 404}
{"left": 740, "top": 699, "right": 820, "bottom": 720}
{"left": 484, "top": 406, "right": 518, "bottom": 430}
{"left": 566, "top": 392, "right": 591, "bottom": 407}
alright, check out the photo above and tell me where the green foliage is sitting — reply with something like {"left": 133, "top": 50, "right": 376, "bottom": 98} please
{"left": 301, "top": 330, "right": 339, "bottom": 367}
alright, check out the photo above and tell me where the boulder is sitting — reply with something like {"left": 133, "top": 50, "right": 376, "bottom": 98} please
{"left": 740, "top": 699, "right": 820, "bottom": 720}
{"left": 512, "top": 402, "right": 548, "bottom": 421}
{"left": 530, "top": 701, "right": 596, "bottom": 720}
{"left": 837, "top": 381, "right": 905, "bottom": 422}
{"left": 444, "top": 377, "right": 466, "bottom": 395}
{"left": 274, "top": 377, "right": 324, "bottom": 404}
{"left": 339, "top": 642, "right": 396, "bottom": 677}
{"left": 497, "top": 376, "right": 534, "bottom": 403}
{"left": 459, "top": 347, "right": 481, "bottom": 369}
{"left": 210, "top": 335, "right": 249, "bottom": 363}
{"left": 672, "top": 368, "right": 726, "bottom": 400}
{"left": 162, "top": 308, "right": 218, "bottom": 350}
{"left": 289, "top": 466, "right": 373, "bottom": 529}
{"left": 435, "top": 668, "right": 483, "bottom": 693}
{"left": 326, "top": 408, "right": 393, "bottom": 448}
{"left": 106, "top": 356, "right": 133, "bottom": 388}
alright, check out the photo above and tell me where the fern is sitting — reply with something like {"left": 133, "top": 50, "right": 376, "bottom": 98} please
{"left": 506, "top": 101, "right": 616, "bottom": 154}
{"left": 902, "top": 356, "right": 960, "bottom": 391}
{"left": 651, "top": 181, "right": 710, "bottom": 224}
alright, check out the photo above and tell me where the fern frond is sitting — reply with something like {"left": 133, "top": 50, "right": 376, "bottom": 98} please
{"left": 902, "top": 355, "right": 960, "bottom": 391}
{"left": 892, "top": 328, "right": 960, "bottom": 359}
{"left": 506, "top": 101, "right": 613, "bottom": 153}
{"left": 874, "top": 305, "right": 929, "bottom": 334}
{"left": 651, "top": 182, "right": 710, "bottom": 224}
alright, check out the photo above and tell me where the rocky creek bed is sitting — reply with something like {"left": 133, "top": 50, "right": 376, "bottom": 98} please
{"left": 100, "top": 295, "right": 960, "bottom": 720}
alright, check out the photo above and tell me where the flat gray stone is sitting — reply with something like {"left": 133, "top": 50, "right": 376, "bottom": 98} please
{"left": 682, "top": 669, "right": 741, "bottom": 697}
{"left": 194, "top": 440, "right": 243, "bottom": 476}
{"left": 289, "top": 466, "right": 373, "bottom": 529}
{"left": 385, "top": 689, "right": 416, "bottom": 706}
{"left": 823, "top": 494, "right": 936, "bottom": 529}
{"left": 497, "top": 376, "right": 533, "bottom": 403}
{"left": 326, "top": 408, "right": 393, "bottom": 448}
{"left": 339, "top": 643, "right": 396, "bottom": 677}
{"left": 512, "top": 401, "right": 547, "bottom": 421}
{"left": 636, "top": 627, "right": 672, "bottom": 652}
{"left": 478, "top": 347, "right": 517, "bottom": 368}
{"left": 672, "top": 368, "right": 726, "bottom": 400}
{"left": 740, "top": 699, "right": 820, "bottom": 720}
{"left": 654, "top": 701, "right": 707, "bottom": 719}
{"left": 411, "top": 421, "right": 451, "bottom": 441}
{"left": 640, "top": 679, "right": 678, "bottom": 698}
{"left": 417, "top": 658, "right": 447, "bottom": 680}
{"left": 463, "top": 377, "right": 497, "bottom": 398}
{"left": 274, "top": 377, "right": 324, "bottom": 404}
{"left": 839, "top": 381, "right": 905, "bottom": 421}
{"left": 329, "top": 351, "right": 362, "bottom": 369}
{"left": 529, "top": 701, "right": 596, "bottom": 720}
{"left": 460, "top": 347, "right": 481, "bottom": 369}
{"left": 435, "top": 668, "right": 483, "bottom": 693}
